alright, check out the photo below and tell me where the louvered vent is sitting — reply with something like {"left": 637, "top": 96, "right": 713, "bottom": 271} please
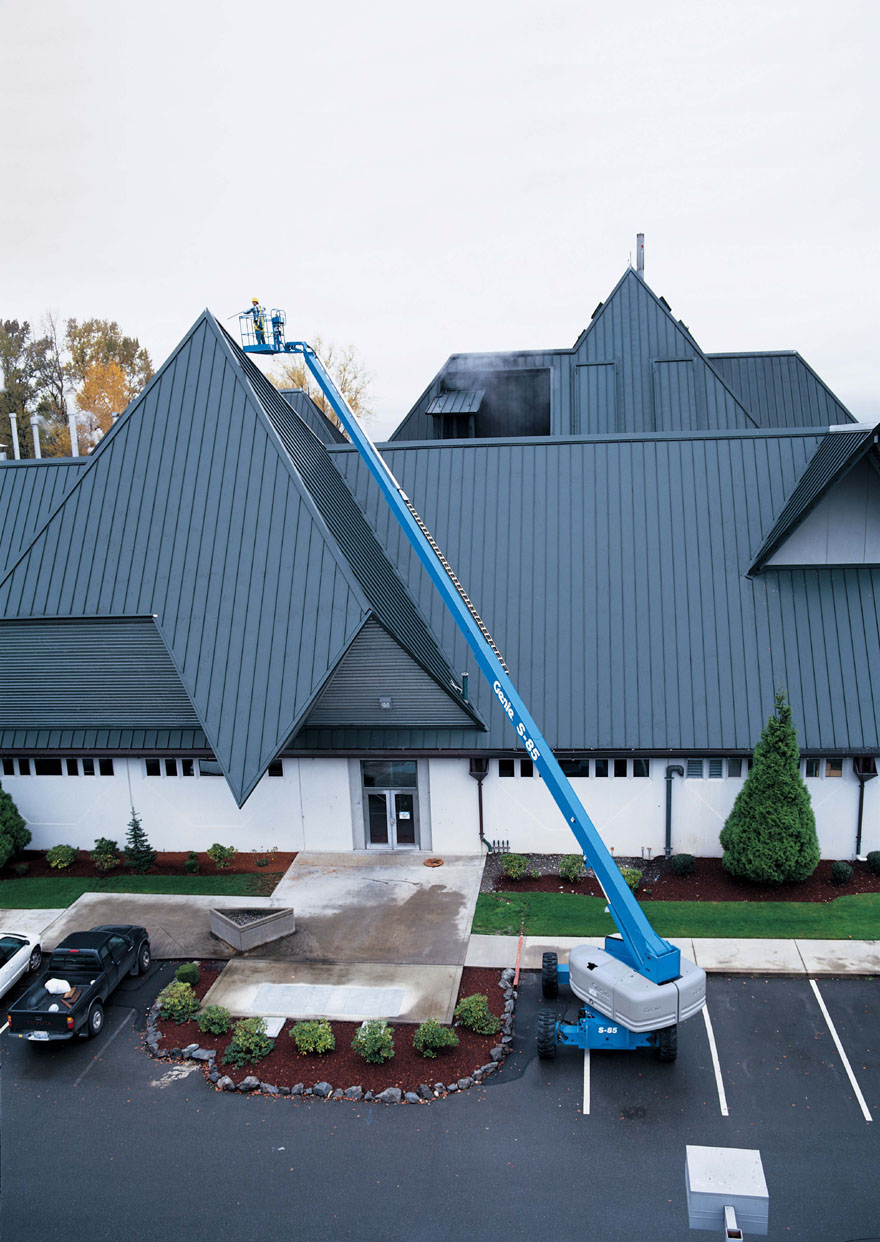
{"left": 708, "top": 758, "right": 724, "bottom": 779}
{"left": 686, "top": 759, "right": 704, "bottom": 779}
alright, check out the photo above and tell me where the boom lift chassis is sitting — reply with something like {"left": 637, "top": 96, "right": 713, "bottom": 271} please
{"left": 241, "top": 321, "right": 707, "bottom": 1063}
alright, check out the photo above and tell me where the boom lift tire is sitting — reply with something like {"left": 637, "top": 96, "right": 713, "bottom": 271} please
{"left": 655, "top": 1024, "right": 678, "bottom": 1063}
{"left": 541, "top": 952, "right": 558, "bottom": 999}
{"left": 537, "top": 1009, "right": 557, "bottom": 1059}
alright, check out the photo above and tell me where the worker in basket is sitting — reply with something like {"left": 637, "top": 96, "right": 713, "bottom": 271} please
{"left": 247, "top": 298, "right": 266, "bottom": 346}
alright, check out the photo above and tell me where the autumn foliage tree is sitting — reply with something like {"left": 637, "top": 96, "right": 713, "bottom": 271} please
{"left": 65, "top": 318, "right": 153, "bottom": 442}
{"left": 268, "top": 335, "right": 373, "bottom": 433}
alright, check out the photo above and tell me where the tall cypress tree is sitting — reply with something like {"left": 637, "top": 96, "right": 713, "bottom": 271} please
{"left": 720, "top": 690, "right": 820, "bottom": 883}
{"left": 0, "top": 781, "right": 31, "bottom": 869}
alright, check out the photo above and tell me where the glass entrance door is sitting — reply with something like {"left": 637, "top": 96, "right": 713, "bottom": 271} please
{"left": 363, "top": 762, "right": 419, "bottom": 849}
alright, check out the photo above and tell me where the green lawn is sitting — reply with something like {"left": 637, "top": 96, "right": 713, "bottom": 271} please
{"left": 0, "top": 872, "right": 283, "bottom": 909}
{"left": 473, "top": 891, "right": 880, "bottom": 940}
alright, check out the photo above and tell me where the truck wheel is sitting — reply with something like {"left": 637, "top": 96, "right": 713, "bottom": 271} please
{"left": 541, "top": 952, "right": 558, "bottom": 999}
{"left": 131, "top": 941, "right": 151, "bottom": 976}
{"left": 537, "top": 1009, "right": 557, "bottom": 1059}
{"left": 86, "top": 1002, "right": 105, "bottom": 1039}
{"left": 655, "top": 1024, "right": 677, "bottom": 1063}
{"left": 27, "top": 945, "right": 42, "bottom": 972}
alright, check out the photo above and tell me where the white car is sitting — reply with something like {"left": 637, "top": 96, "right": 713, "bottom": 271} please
{"left": 0, "top": 932, "right": 43, "bottom": 1001}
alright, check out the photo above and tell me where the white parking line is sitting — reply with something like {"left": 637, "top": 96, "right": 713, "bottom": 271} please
{"left": 702, "top": 1006, "right": 729, "bottom": 1117}
{"left": 583, "top": 1049, "right": 590, "bottom": 1115}
{"left": 809, "top": 979, "right": 873, "bottom": 1123}
{"left": 0, "top": 1021, "right": 9, "bottom": 1036}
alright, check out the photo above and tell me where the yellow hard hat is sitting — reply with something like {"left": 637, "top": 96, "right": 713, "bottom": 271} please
{"left": 252, "top": 297, "right": 259, "bottom": 303}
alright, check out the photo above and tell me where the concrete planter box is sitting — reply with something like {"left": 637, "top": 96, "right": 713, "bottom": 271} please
{"left": 210, "top": 906, "right": 295, "bottom": 952}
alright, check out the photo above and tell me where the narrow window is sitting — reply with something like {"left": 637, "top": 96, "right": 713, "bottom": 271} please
{"left": 498, "top": 759, "right": 515, "bottom": 778}
{"left": 686, "top": 759, "right": 703, "bottom": 779}
{"left": 81, "top": 758, "right": 95, "bottom": 776}
{"left": 804, "top": 758, "right": 820, "bottom": 778}
{"left": 559, "top": 759, "right": 590, "bottom": 778}
{"left": 33, "top": 757, "right": 63, "bottom": 776}
{"left": 825, "top": 759, "right": 843, "bottom": 778}
{"left": 520, "top": 759, "right": 534, "bottom": 778}
{"left": 708, "top": 758, "right": 723, "bottom": 779}
{"left": 595, "top": 759, "right": 609, "bottom": 778}
{"left": 65, "top": 757, "right": 79, "bottom": 776}
{"left": 727, "top": 758, "right": 742, "bottom": 778}
{"left": 267, "top": 760, "right": 283, "bottom": 777}
{"left": 14, "top": 757, "right": 31, "bottom": 775}
{"left": 145, "top": 759, "right": 161, "bottom": 777}
{"left": 98, "top": 758, "right": 114, "bottom": 776}
{"left": 2, "top": 758, "right": 15, "bottom": 776}
{"left": 633, "top": 759, "right": 650, "bottom": 778}
{"left": 613, "top": 759, "right": 628, "bottom": 778}
{"left": 164, "top": 758, "right": 177, "bottom": 777}
{"left": 198, "top": 759, "right": 224, "bottom": 777}
{"left": 180, "top": 759, "right": 194, "bottom": 777}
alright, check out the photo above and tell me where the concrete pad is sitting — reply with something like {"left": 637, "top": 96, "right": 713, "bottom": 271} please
{"left": 0, "top": 909, "right": 66, "bottom": 941}
{"left": 465, "top": 934, "right": 519, "bottom": 968}
{"left": 35, "top": 893, "right": 277, "bottom": 957}
{"left": 795, "top": 939, "right": 880, "bottom": 975}
{"left": 203, "top": 959, "right": 463, "bottom": 1024}
{"left": 260, "top": 851, "right": 484, "bottom": 966}
{"left": 692, "top": 938, "right": 807, "bottom": 974}
{"left": 465, "top": 934, "right": 697, "bottom": 970}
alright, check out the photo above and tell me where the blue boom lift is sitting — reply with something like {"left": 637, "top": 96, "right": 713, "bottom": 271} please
{"left": 239, "top": 314, "right": 707, "bottom": 1062}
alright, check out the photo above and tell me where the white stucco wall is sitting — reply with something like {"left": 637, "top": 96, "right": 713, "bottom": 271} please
{"left": 4, "top": 754, "right": 876, "bottom": 859}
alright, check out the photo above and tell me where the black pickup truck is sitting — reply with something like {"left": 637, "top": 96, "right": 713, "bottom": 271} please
{"left": 6, "top": 925, "right": 150, "bottom": 1042}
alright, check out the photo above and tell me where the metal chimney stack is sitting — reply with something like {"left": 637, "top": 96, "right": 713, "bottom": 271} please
{"left": 9, "top": 411, "right": 20, "bottom": 459}
{"left": 30, "top": 416, "right": 42, "bottom": 459}
{"left": 68, "top": 411, "right": 79, "bottom": 457}
{"left": 636, "top": 233, "right": 645, "bottom": 279}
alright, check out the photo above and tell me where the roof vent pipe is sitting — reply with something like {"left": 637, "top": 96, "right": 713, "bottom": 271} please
{"left": 636, "top": 233, "right": 645, "bottom": 279}
{"left": 9, "top": 411, "right": 20, "bottom": 460}
{"left": 30, "top": 415, "right": 41, "bottom": 459}
{"left": 68, "top": 411, "right": 79, "bottom": 458}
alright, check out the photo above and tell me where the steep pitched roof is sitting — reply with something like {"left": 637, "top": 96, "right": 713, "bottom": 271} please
{"left": 278, "top": 389, "right": 346, "bottom": 444}
{"left": 709, "top": 352, "right": 856, "bottom": 429}
{"left": 0, "top": 459, "right": 86, "bottom": 578}
{"left": 749, "top": 423, "right": 880, "bottom": 572}
{"left": 0, "top": 312, "right": 478, "bottom": 803}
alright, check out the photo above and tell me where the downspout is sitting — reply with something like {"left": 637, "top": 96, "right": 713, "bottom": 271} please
{"left": 853, "top": 758, "right": 878, "bottom": 858}
{"left": 664, "top": 764, "right": 684, "bottom": 859}
{"left": 468, "top": 757, "right": 491, "bottom": 851}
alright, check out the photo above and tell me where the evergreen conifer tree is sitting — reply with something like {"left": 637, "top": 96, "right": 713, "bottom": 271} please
{"left": 720, "top": 690, "right": 819, "bottom": 883}
{"left": 123, "top": 807, "right": 156, "bottom": 874}
{"left": 0, "top": 781, "right": 31, "bottom": 869}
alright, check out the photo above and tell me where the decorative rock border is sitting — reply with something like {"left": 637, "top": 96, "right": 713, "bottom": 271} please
{"left": 143, "top": 966, "right": 518, "bottom": 1104}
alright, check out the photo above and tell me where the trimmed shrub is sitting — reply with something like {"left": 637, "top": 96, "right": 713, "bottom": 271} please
{"left": 558, "top": 854, "right": 585, "bottom": 883}
{"left": 866, "top": 850, "right": 880, "bottom": 877}
{"left": 0, "top": 781, "right": 31, "bottom": 869}
{"left": 413, "top": 1019, "right": 459, "bottom": 1059}
{"left": 720, "top": 691, "right": 820, "bottom": 884}
{"left": 124, "top": 808, "right": 156, "bottom": 874}
{"left": 670, "top": 853, "right": 696, "bottom": 879}
{"left": 90, "top": 837, "right": 120, "bottom": 872}
{"left": 620, "top": 867, "right": 642, "bottom": 892}
{"left": 831, "top": 860, "right": 853, "bottom": 886}
{"left": 291, "top": 1019, "right": 336, "bottom": 1055}
{"left": 157, "top": 980, "right": 200, "bottom": 1024}
{"left": 196, "top": 1005, "right": 232, "bottom": 1036}
{"left": 351, "top": 1019, "right": 395, "bottom": 1064}
{"left": 183, "top": 851, "right": 200, "bottom": 875}
{"left": 207, "top": 843, "right": 237, "bottom": 870}
{"left": 223, "top": 1017, "right": 275, "bottom": 1067}
{"left": 454, "top": 993, "right": 501, "bottom": 1036}
{"left": 46, "top": 844, "right": 78, "bottom": 870}
{"left": 175, "top": 962, "right": 200, "bottom": 986}
{"left": 12, "top": 862, "right": 29, "bottom": 878}
{"left": 500, "top": 853, "right": 529, "bottom": 881}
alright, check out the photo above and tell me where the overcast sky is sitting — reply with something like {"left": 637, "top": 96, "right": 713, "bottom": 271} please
{"left": 1, "top": 1, "right": 877, "bottom": 438}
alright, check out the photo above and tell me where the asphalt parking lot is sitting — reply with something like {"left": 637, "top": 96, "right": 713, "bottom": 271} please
{"left": 1, "top": 964, "right": 878, "bottom": 1241}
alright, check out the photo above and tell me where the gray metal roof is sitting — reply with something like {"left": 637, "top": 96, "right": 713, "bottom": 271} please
{"left": 426, "top": 390, "right": 485, "bottom": 416}
{"left": 278, "top": 389, "right": 346, "bottom": 443}
{"left": 0, "top": 459, "right": 86, "bottom": 578}
{"left": 322, "top": 426, "right": 880, "bottom": 755}
{"left": 391, "top": 269, "right": 759, "bottom": 441}
{"left": 0, "top": 728, "right": 208, "bottom": 752}
{"left": 0, "top": 312, "right": 477, "bottom": 804}
{"left": 708, "top": 352, "right": 856, "bottom": 429}
{"left": 749, "top": 424, "right": 879, "bottom": 571}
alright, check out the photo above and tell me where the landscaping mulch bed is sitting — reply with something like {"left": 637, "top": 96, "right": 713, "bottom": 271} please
{"left": 484, "top": 852, "right": 880, "bottom": 903}
{"left": 151, "top": 965, "right": 508, "bottom": 1096}
{"left": 6, "top": 849, "right": 297, "bottom": 880}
